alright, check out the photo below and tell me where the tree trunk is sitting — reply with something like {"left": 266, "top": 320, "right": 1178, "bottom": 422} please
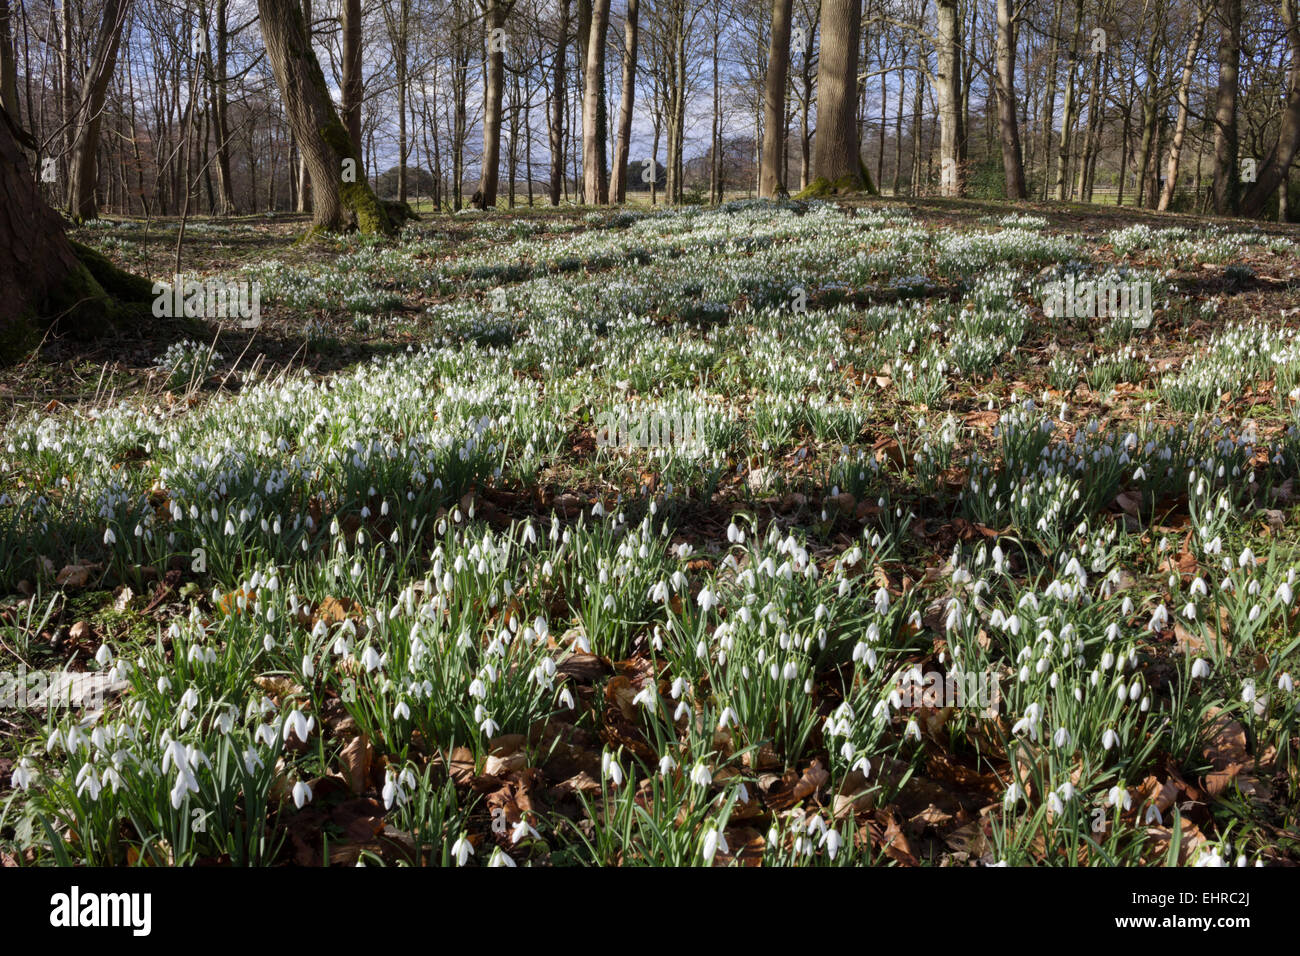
{"left": 66, "top": 0, "right": 131, "bottom": 222}
{"left": 1213, "top": 0, "right": 1241, "bottom": 215}
{"left": 257, "top": 0, "right": 391, "bottom": 233}
{"left": 761, "top": 0, "right": 793, "bottom": 196}
{"left": 0, "top": 0, "right": 17, "bottom": 120}
{"left": 994, "top": 0, "right": 1026, "bottom": 198}
{"left": 1159, "top": 4, "right": 1209, "bottom": 211}
{"left": 582, "top": 0, "right": 610, "bottom": 203}
{"left": 610, "top": 0, "right": 638, "bottom": 202}
{"left": 935, "top": 0, "right": 963, "bottom": 196}
{"left": 1242, "top": 0, "right": 1300, "bottom": 216}
{"left": 1053, "top": 0, "right": 1082, "bottom": 201}
{"left": 812, "top": 0, "right": 867, "bottom": 189}
{"left": 0, "top": 113, "right": 151, "bottom": 357}
{"left": 549, "top": 0, "right": 569, "bottom": 204}
{"left": 342, "top": 0, "right": 362, "bottom": 163}
{"left": 1038, "top": 0, "right": 1063, "bottom": 200}
{"left": 476, "top": 0, "right": 508, "bottom": 208}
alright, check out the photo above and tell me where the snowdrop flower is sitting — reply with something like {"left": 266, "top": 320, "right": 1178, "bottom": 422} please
{"left": 103, "top": 527, "right": 116, "bottom": 546}
{"left": 1102, "top": 728, "right": 1120, "bottom": 751}
{"left": 602, "top": 751, "right": 624, "bottom": 787}
{"left": 1279, "top": 673, "right": 1295, "bottom": 694}
{"left": 690, "top": 763, "right": 713, "bottom": 787}
{"left": 1105, "top": 784, "right": 1131, "bottom": 811}
{"left": 283, "top": 709, "right": 314, "bottom": 744}
{"left": 511, "top": 819, "right": 540, "bottom": 844}
{"left": 11, "top": 758, "right": 34, "bottom": 790}
{"left": 717, "top": 706, "right": 737, "bottom": 729}
{"left": 701, "top": 827, "right": 728, "bottom": 865}
{"left": 658, "top": 755, "right": 677, "bottom": 775}
{"left": 1191, "top": 658, "right": 1211, "bottom": 679}
{"left": 488, "top": 847, "right": 516, "bottom": 867}
{"left": 697, "top": 587, "right": 719, "bottom": 612}
{"left": 1004, "top": 783, "right": 1024, "bottom": 808}
{"left": 452, "top": 833, "right": 474, "bottom": 866}
{"left": 1053, "top": 727, "right": 1071, "bottom": 748}
{"left": 292, "top": 780, "right": 313, "bottom": 809}
{"left": 558, "top": 687, "right": 575, "bottom": 710}
{"left": 1279, "top": 581, "right": 1294, "bottom": 606}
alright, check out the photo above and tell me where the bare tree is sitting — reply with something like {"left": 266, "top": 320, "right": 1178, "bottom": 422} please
{"left": 257, "top": 0, "right": 391, "bottom": 232}
{"left": 761, "top": 0, "right": 794, "bottom": 195}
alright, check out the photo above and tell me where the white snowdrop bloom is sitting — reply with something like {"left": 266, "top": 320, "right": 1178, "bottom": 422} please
{"left": 1278, "top": 582, "right": 1294, "bottom": 606}
{"left": 361, "top": 646, "right": 384, "bottom": 673}
{"left": 1053, "top": 727, "right": 1071, "bottom": 748}
{"left": 1102, "top": 728, "right": 1120, "bottom": 751}
{"left": 1004, "top": 783, "right": 1024, "bottom": 808}
{"left": 292, "top": 780, "right": 313, "bottom": 809}
{"left": 659, "top": 755, "right": 677, "bottom": 775}
{"left": 1191, "top": 658, "right": 1211, "bottom": 679}
{"left": 1105, "top": 785, "right": 1131, "bottom": 810}
{"left": 701, "top": 827, "right": 728, "bottom": 866}
{"left": 690, "top": 763, "right": 713, "bottom": 787}
{"left": 602, "top": 752, "right": 624, "bottom": 787}
{"left": 697, "top": 587, "right": 719, "bottom": 612}
{"left": 1279, "top": 673, "right": 1295, "bottom": 694}
{"left": 558, "top": 687, "right": 575, "bottom": 710}
{"left": 103, "top": 527, "right": 116, "bottom": 546}
{"left": 511, "top": 819, "right": 540, "bottom": 844}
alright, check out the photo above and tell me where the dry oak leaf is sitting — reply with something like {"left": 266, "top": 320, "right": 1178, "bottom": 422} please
{"left": 56, "top": 563, "right": 102, "bottom": 589}
{"left": 312, "top": 595, "right": 364, "bottom": 627}
{"left": 1202, "top": 708, "right": 1249, "bottom": 797}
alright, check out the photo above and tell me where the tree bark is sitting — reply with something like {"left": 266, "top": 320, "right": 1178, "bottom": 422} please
{"left": 66, "top": 0, "right": 131, "bottom": 221}
{"left": 1159, "top": 4, "right": 1209, "bottom": 210}
{"left": 610, "top": 0, "right": 639, "bottom": 202}
{"left": 257, "top": 0, "right": 391, "bottom": 233}
{"left": 0, "top": 0, "right": 17, "bottom": 120}
{"left": 1213, "top": 0, "right": 1241, "bottom": 215}
{"left": 935, "top": 0, "right": 963, "bottom": 196}
{"left": 549, "top": 0, "right": 570, "bottom": 204}
{"left": 477, "top": 0, "right": 508, "bottom": 207}
{"left": 761, "top": 0, "right": 794, "bottom": 196}
{"left": 341, "top": 0, "right": 363, "bottom": 163}
{"left": 812, "top": 0, "right": 868, "bottom": 189}
{"left": 0, "top": 112, "right": 151, "bottom": 357}
{"left": 994, "top": 0, "right": 1026, "bottom": 198}
{"left": 582, "top": 0, "right": 611, "bottom": 203}
{"left": 1242, "top": 0, "right": 1300, "bottom": 215}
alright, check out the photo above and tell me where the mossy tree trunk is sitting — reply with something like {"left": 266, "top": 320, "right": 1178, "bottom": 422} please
{"left": 0, "top": 109, "right": 149, "bottom": 361}
{"left": 257, "top": 0, "right": 392, "bottom": 234}
{"left": 811, "top": 0, "right": 868, "bottom": 190}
